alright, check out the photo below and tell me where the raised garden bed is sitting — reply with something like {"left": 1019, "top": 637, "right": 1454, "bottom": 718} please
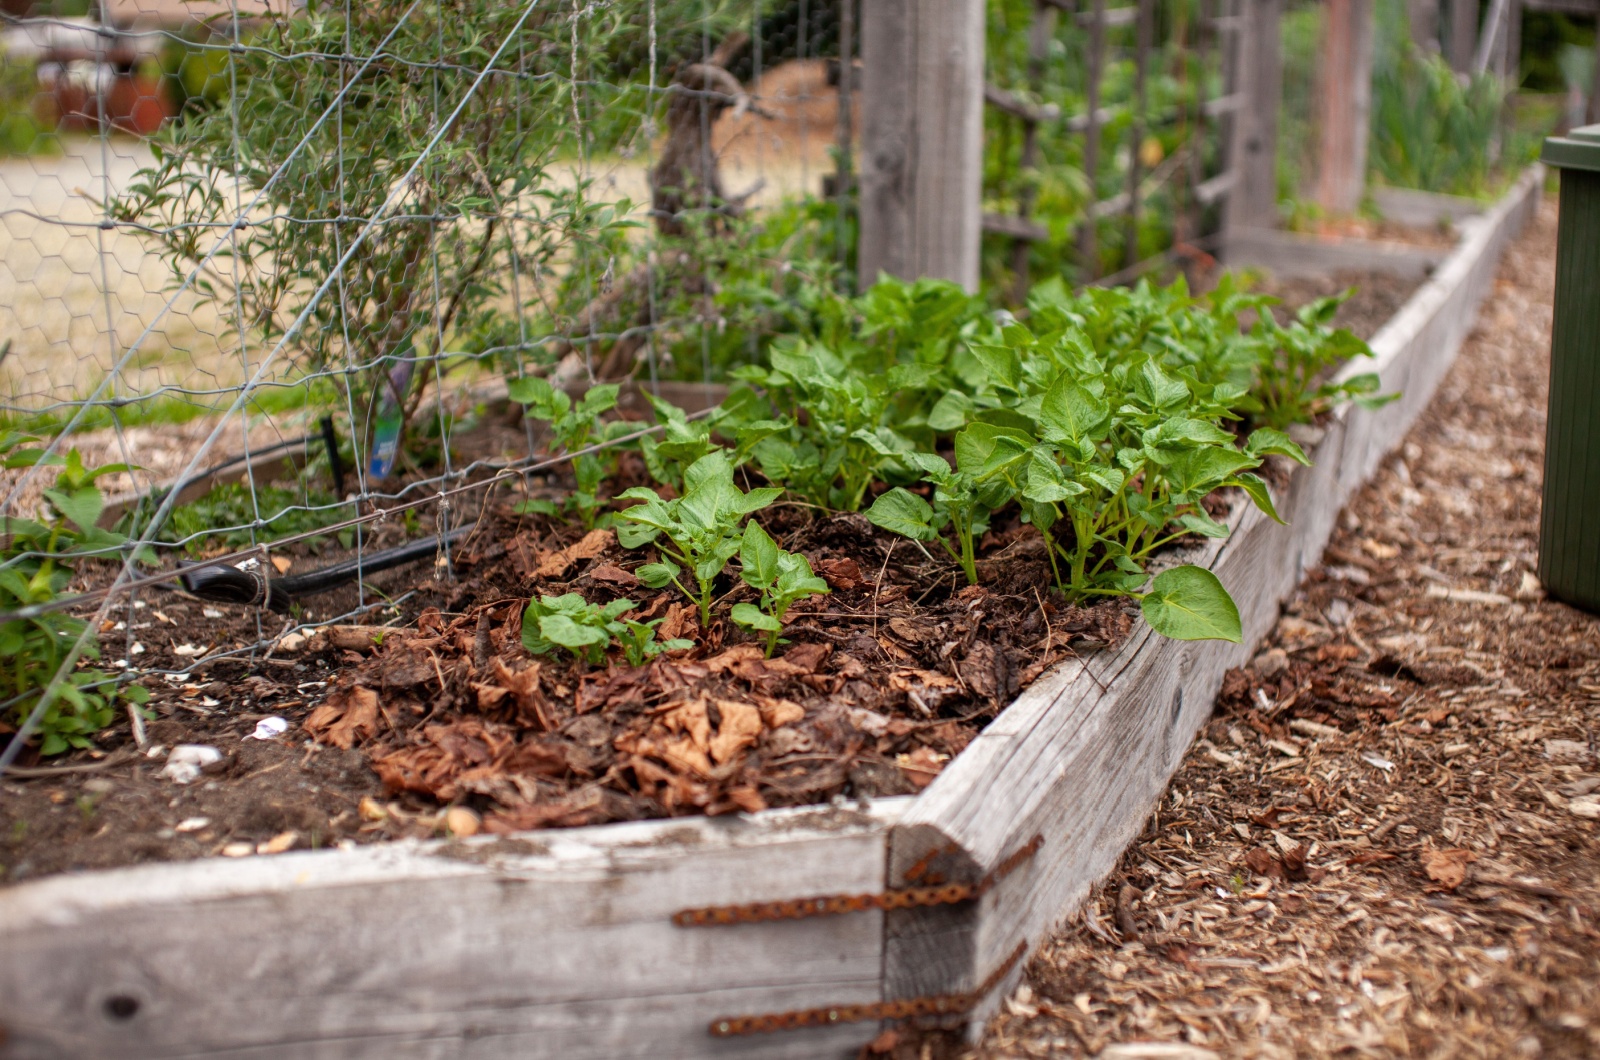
{"left": 0, "top": 168, "right": 1542, "bottom": 1059}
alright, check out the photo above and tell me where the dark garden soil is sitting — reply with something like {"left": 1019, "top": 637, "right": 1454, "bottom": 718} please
{"left": 1256, "top": 268, "right": 1422, "bottom": 343}
{"left": 0, "top": 261, "right": 1426, "bottom": 884}
{"left": 883, "top": 202, "right": 1600, "bottom": 1059}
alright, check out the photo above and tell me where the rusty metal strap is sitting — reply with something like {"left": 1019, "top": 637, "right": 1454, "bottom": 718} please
{"left": 671, "top": 833, "right": 1043, "bottom": 927}
{"left": 707, "top": 940, "right": 1029, "bottom": 1037}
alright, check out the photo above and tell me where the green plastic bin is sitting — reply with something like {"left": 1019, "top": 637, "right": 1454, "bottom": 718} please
{"left": 1538, "top": 124, "right": 1600, "bottom": 613}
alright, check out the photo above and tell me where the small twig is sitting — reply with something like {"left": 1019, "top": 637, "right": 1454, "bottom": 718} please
{"left": 1477, "top": 875, "right": 1571, "bottom": 900}
{"left": 871, "top": 539, "right": 898, "bottom": 642}
{"left": 2, "top": 748, "right": 138, "bottom": 779}
{"left": 258, "top": 616, "right": 297, "bottom": 664}
{"left": 1033, "top": 585, "right": 1054, "bottom": 660}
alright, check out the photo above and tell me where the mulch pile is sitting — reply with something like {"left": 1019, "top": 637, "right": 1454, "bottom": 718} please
{"left": 896, "top": 201, "right": 1600, "bottom": 1059}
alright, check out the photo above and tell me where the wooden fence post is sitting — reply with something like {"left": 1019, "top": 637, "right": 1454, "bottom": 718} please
{"left": 1589, "top": 15, "right": 1600, "bottom": 125}
{"left": 1313, "top": 0, "right": 1374, "bottom": 215}
{"left": 1447, "top": 0, "right": 1478, "bottom": 73}
{"left": 1223, "top": 0, "right": 1282, "bottom": 242}
{"left": 858, "top": 0, "right": 985, "bottom": 291}
{"left": 1408, "top": 0, "right": 1440, "bottom": 52}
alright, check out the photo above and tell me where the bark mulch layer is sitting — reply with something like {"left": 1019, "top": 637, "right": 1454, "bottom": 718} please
{"left": 887, "top": 202, "right": 1600, "bottom": 1060}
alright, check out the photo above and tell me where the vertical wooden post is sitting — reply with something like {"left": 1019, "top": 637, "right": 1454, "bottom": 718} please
{"left": 1313, "top": 0, "right": 1374, "bottom": 215}
{"left": 1503, "top": 0, "right": 1520, "bottom": 83}
{"left": 1123, "top": 0, "right": 1153, "bottom": 272}
{"left": 1078, "top": 0, "right": 1107, "bottom": 279}
{"left": 1223, "top": 0, "right": 1282, "bottom": 242}
{"left": 1408, "top": 0, "right": 1440, "bottom": 52}
{"left": 1589, "top": 16, "right": 1600, "bottom": 125}
{"left": 858, "top": 0, "right": 985, "bottom": 291}
{"left": 1447, "top": 0, "right": 1477, "bottom": 73}
{"left": 835, "top": 0, "right": 854, "bottom": 279}
{"left": 1010, "top": 0, "right": 1058, "bottom": 304}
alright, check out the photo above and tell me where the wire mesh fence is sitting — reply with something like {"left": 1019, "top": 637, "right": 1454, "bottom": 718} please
{"left": 0, "top": 0, "right": 1246, "bottom": 770}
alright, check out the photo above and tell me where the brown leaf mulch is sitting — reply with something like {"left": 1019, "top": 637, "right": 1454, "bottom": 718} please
{"left": 295, "top": 513, "right": 1132, "bottom": 836}
{"left": 902, "top": 202, "right": 1600, "bottom": 1059}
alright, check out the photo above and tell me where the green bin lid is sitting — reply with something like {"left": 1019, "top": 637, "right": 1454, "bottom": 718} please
{"left": 1543, "top": 124, "right": 1600, "bottom": 173}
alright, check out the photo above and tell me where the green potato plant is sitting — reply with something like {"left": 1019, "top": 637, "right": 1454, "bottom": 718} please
{"left": 615, "top": 450, "right": 781, "bottom": 626}
{"left": 1, "top": 438, "right": 151, "bottom": 755}
{"left": 520, "top": 592, "right": 691, "bottom": 667}
{"left": 510, "top": 380, "right": 634, "bottom": 528}
{"left": 730, "top": 521, "right": 830, "bottom": 657}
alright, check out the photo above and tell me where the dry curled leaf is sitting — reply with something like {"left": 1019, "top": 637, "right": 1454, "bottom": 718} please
{"left": 303, "top": 686, "right": 380, "bottom": 749}
{"left": 1422, "top": 847, "right": 1477, "bottom": 891}
{"left": 1244, "top": 846, "right": 1285, "bottom": 880}
{"left": 534, "top": 528, "right": 613, "bottom": 579}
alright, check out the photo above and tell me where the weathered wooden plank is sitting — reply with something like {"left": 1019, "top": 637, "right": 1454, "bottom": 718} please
{"left": 885, "top": 167, "right": 1543, "bottom": 1034}
{"left": 0, "top": 801, "right": 907, "bottom": 1059}
{"left": 1220, "top": 0, "right": 1281, "bottom": 238}
{"left": 858, "top": 0, "right": 984, "bottom": 291}
{"left": 1447, "top": 0, "right": 1478, "bottom": 73}
{"left": 1223, "top": 226, "right": 1447, "bottom": 280}
{"left": 1371, "top": 186, "right": 1485, "bottom": 227}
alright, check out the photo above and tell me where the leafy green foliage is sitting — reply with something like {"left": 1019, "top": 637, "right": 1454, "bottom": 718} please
{"left": 730, "top": 521, "right": 829, "bottom": 657}
{"left": 0, "top": 437, "right": 150, "bottom": 755}
{"left": 616, "top": 450, "right": 781, "bottom": 626}
{"left": 114, "top": 0, "right": 638, "bottom": 450}
{"left": 723, "top": 275, "right": 998, "bottom": 510}
{"left": 1369, "top": 24, "right": 1538, "bottom": 199}
{"left": 128, "top": 480, "right": 348, "bottom": 557}
{"left": 982, "top": 0, "right": 1217, "bottom": 290}
{"left": 520, "top": 592, "right": 690, "bottom": 667}
{"left": 1245, "top": 290, "right": 1397, "bottom": 430}
{"left": 510, "top": 380, "right": 637, "bottom": 528}
{"left": 865, "top": 421, "right": 1030, "bottom": 586}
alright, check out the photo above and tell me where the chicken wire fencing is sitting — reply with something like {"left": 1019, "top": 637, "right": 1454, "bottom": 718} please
{"left": 0, "top": 0, "right": 1245, "bottom": 770}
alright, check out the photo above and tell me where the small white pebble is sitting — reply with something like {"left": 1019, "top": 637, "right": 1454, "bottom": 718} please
{"left": 248, "top": 717, "right": 289, "bottom": 741}
{"left": 175, "top": 817, "right": 210, "bottom": 833}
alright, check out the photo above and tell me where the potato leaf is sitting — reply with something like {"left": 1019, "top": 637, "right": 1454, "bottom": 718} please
{"left": 1140, "top": 565, "right": 1242, "bottom": 642}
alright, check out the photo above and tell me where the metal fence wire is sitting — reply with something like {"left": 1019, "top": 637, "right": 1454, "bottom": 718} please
{"left": 0, "top": 0, "right": 1243, "bottom": 771}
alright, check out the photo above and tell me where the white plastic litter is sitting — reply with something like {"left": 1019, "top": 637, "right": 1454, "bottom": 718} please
{"left": 161, "top": 745, "right": 222, "bottom": 784}
{"left": 249, "top": 716, "right": 289, "bottom": 741}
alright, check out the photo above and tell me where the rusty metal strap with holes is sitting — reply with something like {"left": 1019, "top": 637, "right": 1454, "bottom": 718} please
{"left": 707, "top": 940, "right": 1029, "bottom": 1036}
{"left": 671, "top": 833, "right": 1043, "bottom": 927}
